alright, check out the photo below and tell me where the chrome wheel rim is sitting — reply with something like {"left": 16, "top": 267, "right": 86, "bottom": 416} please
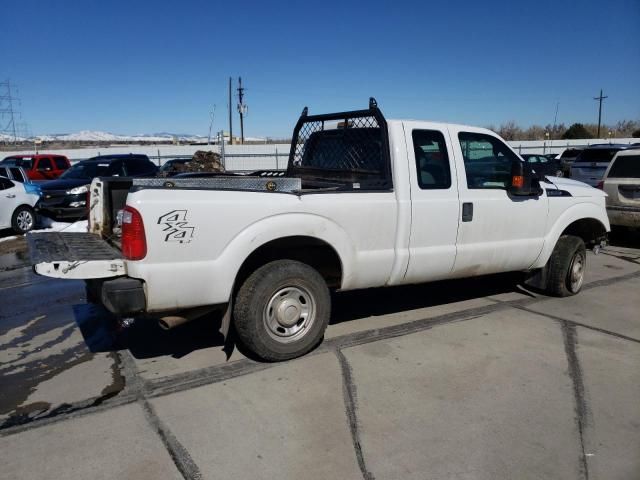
{"left": 568, "top": 251, "right": 585, "bottom": 293}
{"left": 16, "top": 210, "right": 34, "bottom": 232}
{"left": 263, "top": 286, "right": 316, "bottom": 343}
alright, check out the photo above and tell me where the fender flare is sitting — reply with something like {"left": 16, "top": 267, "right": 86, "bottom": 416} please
{"left": 530, "top": 202, "right": 609, "bottom": 269}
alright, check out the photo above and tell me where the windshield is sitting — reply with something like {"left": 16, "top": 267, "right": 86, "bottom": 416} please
{"left": 575, "top": 148, "right": 621, "bottom": 163}
{"left": 60, "top": 162, "right": 111, "bottom": 179}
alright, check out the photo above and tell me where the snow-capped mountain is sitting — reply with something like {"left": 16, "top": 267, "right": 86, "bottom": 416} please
{"left": 0, "top": 132, "right": 26, "bottom": 142}
{"left": 25, "top": 131, "right": 210, "bottom": 142}
{"left": 2, "top": 130, "right": 266, "bottom": 143}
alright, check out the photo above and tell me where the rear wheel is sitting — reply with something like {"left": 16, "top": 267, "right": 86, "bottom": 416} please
{"left": 545, "top": 235, "right": 586, "bottom": 297}
{"left": 233, "top": 260, "right": 331, "bottom": 361}
{"left": 11, "top": 206, "right": 35, "bottom": 234}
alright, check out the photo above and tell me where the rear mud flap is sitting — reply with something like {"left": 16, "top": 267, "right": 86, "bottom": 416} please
{"left": 28, "top": 232, "right": 125, "bottom": 279}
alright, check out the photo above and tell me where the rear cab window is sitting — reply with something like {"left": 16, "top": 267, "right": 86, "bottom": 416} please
{"left": 412, "top": 130, "right": 451, "bottom": 189}
{"left": 458, "top": 132, "right": 519, "bottom": 189}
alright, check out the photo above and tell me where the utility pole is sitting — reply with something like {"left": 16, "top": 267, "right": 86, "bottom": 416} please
{"left": 0, "top": 79, "right": 19, "bottom": 143}
{"left": 552, "top": 101, "right": 559, "bottom": 138}
{"left": 237, "top": 76, "right": 246, "bottom": 144}
{"left": 593, "top": 89, "right": 608, "bottom": 138}
{"left": 207, "top": 105, "right": 216, "bottom": 145}
{"left": 228, "top": 77, "right": 233, "bottom": 145}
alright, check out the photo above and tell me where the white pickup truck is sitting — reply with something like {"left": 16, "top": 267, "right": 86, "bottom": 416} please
{"left": 28, "top": 99, "right": 609, "bottom": 361}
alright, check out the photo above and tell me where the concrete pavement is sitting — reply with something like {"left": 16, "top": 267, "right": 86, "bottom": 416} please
{"left": 0, "top": 241, "right": 639, "bottom": 479}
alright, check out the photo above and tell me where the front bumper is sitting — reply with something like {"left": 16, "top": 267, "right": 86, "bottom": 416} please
{"left": 86, "top": 277, "right": 146, "bottom": 315}
{"left": 37, "top": 191, "right": 87, "bottom": 219}
{"left": 607, "top": 206, "right": 640, "bottom": 228}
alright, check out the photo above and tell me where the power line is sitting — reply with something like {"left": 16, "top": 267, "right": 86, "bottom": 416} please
{"left": 593, "top": 89, "right": 608, "bottom": 138}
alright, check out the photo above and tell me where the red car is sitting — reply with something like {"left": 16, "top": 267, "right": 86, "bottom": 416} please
{"left": 0, "top": 154, "right": 71, "bottom": 180}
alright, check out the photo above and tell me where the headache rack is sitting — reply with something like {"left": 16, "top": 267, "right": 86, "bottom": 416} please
{"left": 287, "top": 97, "right": 392, "bottom": 190}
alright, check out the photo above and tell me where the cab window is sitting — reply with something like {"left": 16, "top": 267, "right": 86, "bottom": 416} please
{"left": 37, "top": 158, "right": 53, "bottom": 171}
{"left": 458, "top": 132, "right": 519, "bottom": 189}
{"left": 54, "top": 157, "right": 68, "bottom": 170}
{"left": 412, "top": 130, "right": 451, "bottom": 189}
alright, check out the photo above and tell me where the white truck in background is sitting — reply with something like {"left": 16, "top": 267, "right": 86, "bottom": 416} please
{"left": 28, "top": 99, "right": 609, "bottom": 361}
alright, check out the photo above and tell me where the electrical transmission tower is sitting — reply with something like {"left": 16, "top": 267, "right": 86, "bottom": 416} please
{"left": 0, "top": 79, "right": 20, "bottom": 143}
{"left": 237, "top": 77, "right": 247, "bottom": 144}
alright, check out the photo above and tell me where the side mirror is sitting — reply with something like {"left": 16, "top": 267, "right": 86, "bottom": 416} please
{"left": 509, "top": 159, "right": 540, "bottom": 196}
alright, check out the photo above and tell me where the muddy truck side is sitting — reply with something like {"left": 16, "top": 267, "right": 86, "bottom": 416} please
{"left": 28, "top": 99, "right": 609, "bottom": 361}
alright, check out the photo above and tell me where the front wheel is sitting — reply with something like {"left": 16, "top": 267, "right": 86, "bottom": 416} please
{"left": 11, "top": 205, "right": 36, "bottom": 234}
{"left": 233, "top": 260, "right": 331, "bottom": 361}
{"left": 545, "top": 235, "right": 586, "bottom": 297}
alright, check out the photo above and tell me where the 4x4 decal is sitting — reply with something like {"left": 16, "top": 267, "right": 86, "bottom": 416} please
{"left": 157, "top": 210, "right": 195, "bottom": 243}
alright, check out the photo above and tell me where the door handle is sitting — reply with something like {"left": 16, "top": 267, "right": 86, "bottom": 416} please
{"left": 462, "top": 202, "right": 473, "bottom": 222}
{"left": 6, "top": 194, "right": 16, "bottom": 198}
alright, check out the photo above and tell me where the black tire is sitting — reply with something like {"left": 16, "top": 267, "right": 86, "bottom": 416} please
{"left": 233, "top": 259, "right": 331, "bottom": 361}
{"left": 11, "top": 205, "right": 36, "bottom": 234}
{"left": 545, "top": 235, "right": 586, "bottom": 297}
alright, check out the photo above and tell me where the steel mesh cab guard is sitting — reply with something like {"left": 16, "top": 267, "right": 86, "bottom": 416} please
{"left": 287, "top": 98, "right": 392, "bottom": 190}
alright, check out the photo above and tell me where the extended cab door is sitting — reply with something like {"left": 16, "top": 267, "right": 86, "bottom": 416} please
{"left": 450, "top": 127, "right": 548, "bottom": 276}
{"left": 402, "top": 122, "right": 460, "bottom": 283}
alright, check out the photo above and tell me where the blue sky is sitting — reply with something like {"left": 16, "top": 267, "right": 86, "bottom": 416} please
{"left": 3, "top": 0, "right": 639, "bottom": 137}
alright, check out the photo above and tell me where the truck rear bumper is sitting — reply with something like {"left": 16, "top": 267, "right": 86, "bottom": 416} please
{"left": 87, "top": 277, "right": 146, "bottom": 315}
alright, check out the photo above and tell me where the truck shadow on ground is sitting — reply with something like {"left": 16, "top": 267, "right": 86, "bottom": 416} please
{"left": 73, "top": 272, "right": 529, "bottom": 361}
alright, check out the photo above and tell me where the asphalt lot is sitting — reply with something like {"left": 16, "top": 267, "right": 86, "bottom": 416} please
{"left": 0, "top": 230, "right": 639, "bottom": 480}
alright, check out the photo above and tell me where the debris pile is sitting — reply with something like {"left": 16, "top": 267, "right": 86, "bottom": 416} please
{"left": 160, "top": 150, "right": 225, "bottom": 176}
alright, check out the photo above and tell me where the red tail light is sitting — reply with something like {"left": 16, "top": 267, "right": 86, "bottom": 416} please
{"left": 121, "top": 206, "right": 147, "bottom": 260}
{"left": 596, "top": 181, "right": 604, "bottom": 189}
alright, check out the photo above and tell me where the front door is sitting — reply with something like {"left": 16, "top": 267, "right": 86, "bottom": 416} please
{"left": 451, "top": 129, "right": 548, "bottom": 277}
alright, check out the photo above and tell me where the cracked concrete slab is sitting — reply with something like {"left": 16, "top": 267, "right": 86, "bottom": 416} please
{"left": 151, "top": 352, "right": 362, "bottom": 480}
{"left": 576, "top": 327, "right": 640, "bottom": 480}
{"left": 343, "top": 308, "right": 582, "bottom": 480}
{"left": 0, "top": 403, "right": 183, "bottom": 480}
{"left": 527, "top": 277, "right": 640, "bottom": 340}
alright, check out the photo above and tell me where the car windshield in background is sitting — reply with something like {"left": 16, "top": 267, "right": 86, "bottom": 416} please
{"left": 575, "top": 148, "right": 622, "bottom": 163}
{"left": 60, "top": 162, "right": 111, "bottom": 179}
{"left": 4, "top": 157, "right": 33, "bottom": 169}
{"left": 609, "top": 155, "right": 640, "bottom": 178}
{"left": 559, "top": 149, "right": 582, "bottom": 160}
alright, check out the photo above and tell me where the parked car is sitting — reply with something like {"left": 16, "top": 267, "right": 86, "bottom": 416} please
{"left": 0, "top": 176, "right": 39, "bottom": 234}
{"left": 571, "top": 144, "right": 634, "bottom": 187}
{"left": 521, "top": 154, "right": 564, "bottom": 177}
{"left": 1, "top": 154, "right": 70, "bottom": 181}
{"left": 37, "top": 154, "right": 158, "bottom": 220}
{"left": 597, "top": 149, "right": 640, "bottom": 228}
{"left": 158, "top": 158, "right": 191, "bottom": 176}
{"left": 0, "top": 166, "right": 42, "bottom": 195}
{"left": 556, "top": 148, "right": 584, "bottom": 177}
{"left": 28, "top": 99, "right": 609, "bottom": 361}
